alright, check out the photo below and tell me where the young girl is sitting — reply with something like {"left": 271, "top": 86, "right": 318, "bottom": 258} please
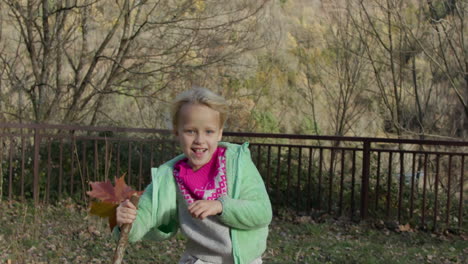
{"left": 115, "top": 87, "right": 272, "bottom": 264}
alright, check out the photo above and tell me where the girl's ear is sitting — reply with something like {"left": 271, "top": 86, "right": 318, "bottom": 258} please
{"left": 217, "top": 129, "right": 223, "bottom": 141}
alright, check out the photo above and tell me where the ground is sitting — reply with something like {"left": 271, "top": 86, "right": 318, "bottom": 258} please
{"left": 0, "top": 200, "right": 467, "bottom": 263}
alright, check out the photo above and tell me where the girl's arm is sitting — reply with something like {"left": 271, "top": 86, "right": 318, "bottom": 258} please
{"left": 112, "top": 182, "right": 155, "bottom": 242}
{"left": 127, "top": 183, "right": 155, "bottom": 242}
{"left": 217, "top": 149, "right": 272, "bottom": 230}
{"left": 113, "top": 170, "right": 179, "bottom": 242}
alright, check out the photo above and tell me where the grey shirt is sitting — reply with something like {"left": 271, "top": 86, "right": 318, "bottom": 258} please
{"left": 177, "top": 197, "right": 234, "bottom": 264}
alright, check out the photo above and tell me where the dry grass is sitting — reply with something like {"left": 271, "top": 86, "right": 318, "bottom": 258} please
{"left": 0, "top": 200, "right": 467, "bottom": 264}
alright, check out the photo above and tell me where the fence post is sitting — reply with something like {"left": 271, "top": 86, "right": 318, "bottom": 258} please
{"left": 361, "top": 140, "right": 371, "bottom": 219}
{"left": 0, "top": 136, "right": 3, "bottom": 202}
{"left": 33, "top": 127, "right": 41, "bottom": 204}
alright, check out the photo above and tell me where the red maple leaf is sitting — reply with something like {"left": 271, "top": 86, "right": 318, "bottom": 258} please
{"left": 87, "top": 175, "right": 142, "bottom": 230}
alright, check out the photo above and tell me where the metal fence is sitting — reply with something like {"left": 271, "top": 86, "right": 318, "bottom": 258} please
{"left": 1, "top": 123, "right": 467, "bottom": 230}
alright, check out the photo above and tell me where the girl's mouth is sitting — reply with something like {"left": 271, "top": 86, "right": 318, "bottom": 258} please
{"left": 192, "top": 148, "right": 207, "bottom": 157}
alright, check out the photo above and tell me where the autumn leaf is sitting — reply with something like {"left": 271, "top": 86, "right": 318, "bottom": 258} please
{"left": 398, "top": 223, "right": 413, "bottom": 232}
{"left": 87, "top": 180, "right": 116, "bottom": 203}
{"left": 89, "top": 201, "right": 118, "bottom": 216}
{"left": 87, "top": 175, "right": 142, "bottom": 230}
{"left": 114, "top": 176, "right": 138, "bottom": 202}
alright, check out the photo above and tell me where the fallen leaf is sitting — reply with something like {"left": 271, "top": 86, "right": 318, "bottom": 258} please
{"left": 88, "top": 225, "right": 101, "bottom": 236}
{"left": 28, "top": 246, "right": 37, "bottom": 253}
{"left": 46, "top": 243, "right": 57, "bottom": 251}
{"left": 398, "top": 223, "right": 412, "bottom": 232}
{"left": 295, "top": 216, "right": 313, "bottom": 224}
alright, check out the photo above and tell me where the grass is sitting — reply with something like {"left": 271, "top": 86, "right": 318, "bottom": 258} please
{"left": 0, "top": 200, "right": 467, "bottom": 264}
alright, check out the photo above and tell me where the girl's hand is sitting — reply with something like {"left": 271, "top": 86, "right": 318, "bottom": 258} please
{"left": 116, "top": 199, "right": 138, "bottom": 227}
{"left": 188, "top": 200, "right": 223, "bottom": 220}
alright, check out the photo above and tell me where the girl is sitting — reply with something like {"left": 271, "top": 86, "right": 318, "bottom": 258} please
{"left": 115, "top": 87, "right": 272, "bottom": 264}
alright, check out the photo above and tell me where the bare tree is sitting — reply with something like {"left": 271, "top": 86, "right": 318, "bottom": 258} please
{"left": 416, "top": 0, "right": 467, "bottom": 137}
{"left": 321, "top": 3, "right": 370, "bottom": 137}
{"left": 345, "top": 0, "right": 467, "bottom": 139}
{"left": 290, "top": 0, "right": 370, "bottom": 138}
{"left": 0, "top": 0, "right": 270, "bottom": 126}
{"left": 346, "top": 0, "right": 409, "bottom": 137}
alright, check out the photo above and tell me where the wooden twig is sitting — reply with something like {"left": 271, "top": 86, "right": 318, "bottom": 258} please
{"left": 113, "top": 194, "right": 140, "bottom": 264}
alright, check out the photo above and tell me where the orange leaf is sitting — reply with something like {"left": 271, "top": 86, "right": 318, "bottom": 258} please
{"left": 87, "top": 180, "right": 116, "bottom": 203}
{"left": 109, "top": 213, "right": 118, "bottom": 231}
{"left": 89, "top": 201, "right": 119, "bottom": 230}
{"left": 87, "top": 175, "right": 142, "bottom": 204}
{"left": 114, "top": 175, "right": 139, "bottom": 203}
{"left": 87, "top": 175, "right": 142, "bottom": 231}
{"left": 90, "top": 201, "right": 118, "bottom": 218}
{"left": 398, "top": 223, "right": 412, "bottom": 232}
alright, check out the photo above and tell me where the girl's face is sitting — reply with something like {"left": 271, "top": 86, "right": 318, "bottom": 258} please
{"left": 175, "top": 103, "right": 223, "bottom": 171}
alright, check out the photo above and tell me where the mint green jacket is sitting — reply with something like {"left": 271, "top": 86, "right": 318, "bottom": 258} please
{"left": 121, "top": 142, "right": 272, "bottom": 264}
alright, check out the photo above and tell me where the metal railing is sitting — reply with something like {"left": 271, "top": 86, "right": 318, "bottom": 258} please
{"left": 1, "top": 123, "right": 466, "bottom": 230}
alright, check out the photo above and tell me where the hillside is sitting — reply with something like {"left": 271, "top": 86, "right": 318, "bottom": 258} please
{"left": 0, "top": 0, "right": 466, "bottom": 140}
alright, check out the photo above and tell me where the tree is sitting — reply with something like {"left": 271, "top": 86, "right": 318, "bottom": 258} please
{"left": 0, "top": 0, "right": 269, "bottom": 126}
{"left": 285, "top": 0, "right": 371, "bottom": 137}
{"left": 318, "top": 2, "right": 371, "bottom": 137}
{"left": 345, "top": 0, "right": 467, "bottom": 139}
{"left": 415, "top": 0, "right": 468, "bottom": 137}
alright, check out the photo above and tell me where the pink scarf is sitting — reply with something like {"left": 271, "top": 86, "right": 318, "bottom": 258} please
{"left": 174, "top": 147, "right": 228, "bottom": 204}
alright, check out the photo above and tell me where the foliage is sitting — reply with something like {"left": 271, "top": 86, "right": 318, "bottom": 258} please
{"left": 0, "top": 0, "right": 271, "bottom": 126}
{"left": 300, "top": 116, "right": 321, "bottom": 135}
{"left": 252, "top": 110, "right": 281, "bottom": 133}
{"left": 1, "top": 0, "right": 466, "bottom": 140}
{"left": 87, "top": 175, "right": 142, "bottom": 230}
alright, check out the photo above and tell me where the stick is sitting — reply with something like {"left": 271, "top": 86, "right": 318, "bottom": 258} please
{"left": 113, "top": 194, "right": 140, "bottom": 264}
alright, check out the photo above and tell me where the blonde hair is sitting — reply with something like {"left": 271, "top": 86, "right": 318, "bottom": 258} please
{"left": 171, "top": 87, "right": 228, "bottom": 130}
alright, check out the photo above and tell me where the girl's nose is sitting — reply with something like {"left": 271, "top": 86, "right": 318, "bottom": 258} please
{"left": 194, "top": 133, "right": 203, "bottom": 143}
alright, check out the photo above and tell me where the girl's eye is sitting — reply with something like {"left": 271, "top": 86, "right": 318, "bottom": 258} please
{"left": 185, "top": 130, "right": 195, "bottom": 134}
{"left": 206, "top": 130, "right": 214, "bottom": 134}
